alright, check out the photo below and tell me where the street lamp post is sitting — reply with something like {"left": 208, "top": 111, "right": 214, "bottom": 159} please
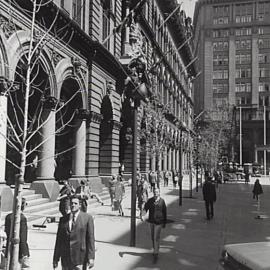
{"left": 239, "top": 106, "right": 242, "bottom": 166}
{"left": 263, "top": 105, "right": 267, "bottom": 176}
{"left": 130, "top": 99, "right": 139, "bottom": 247}
{"left": 124, "top": 58, "right": 150, "bottom": 247}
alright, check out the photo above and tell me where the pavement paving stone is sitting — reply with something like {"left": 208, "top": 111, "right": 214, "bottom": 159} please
{"left": 2, "top": 176, "right": 270, "bottom": 270}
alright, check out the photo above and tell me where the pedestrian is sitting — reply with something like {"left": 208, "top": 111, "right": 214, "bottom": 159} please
{"left": 149, "top": 170, "right": 157, "bottom": 191}
{"left": 156, "top": 171, "right": 162, "bottom": 189}
{"left": 53, "top": 195, "right": 95, "bottom": 270}
{"left": 172, "top": 169, "right": 177, "bottom": 188}
{"left": 57, "top": 179, "right": 75, "bottom": 216}
{"left": 136, "top": 168, "right": 142, "bottom": 186}
{"left": 137, "top": 175, "right": 149, "bottom": 220}
{"left": 114, "top": 175, "right": 125, "bottom": 216}
{"left": 202, "top": 177, "right": 217, "bottom": 220}
{"left": 252, "top": 179, "right": 263, "bottom": 201}
{"left": 75, "top": 180, "right": 90, "bottom": 212}
{"left": 108, "top": 174, "right": 117, "bottom": 209}
{"left": 164, "top": 170, "right": 169, "bottom": 187}
{"left": 5, "top": 198, "right": 30, "bottom": 269}
{"left": 89, "top": 184, "right": 104, "bottom": 206}
{"left": 143, "top": 187, "right": 167, "bottom": 263}
{"left": 245, "top": 172, "right": 250, "bottom": 184}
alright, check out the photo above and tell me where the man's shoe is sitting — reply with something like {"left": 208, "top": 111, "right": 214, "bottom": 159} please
{"left": 153, "top": 253, "right": 158, "bottom": 264}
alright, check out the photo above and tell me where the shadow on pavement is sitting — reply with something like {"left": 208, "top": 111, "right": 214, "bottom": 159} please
{"left": 98, "top": 182, "right": 270, "bottom": 270}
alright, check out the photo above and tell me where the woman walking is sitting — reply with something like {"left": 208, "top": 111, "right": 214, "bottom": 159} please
{"left": 108, "top": 174, "right": 117, "bottom": 209}
{"left": 115, "top": 175, "right": 125, "bottom": 216}
{"left": 253, "top": 179, "right": 263, "bottom": 201}
{"left": 137, "top": 175, "right": 149, "bottom": 220}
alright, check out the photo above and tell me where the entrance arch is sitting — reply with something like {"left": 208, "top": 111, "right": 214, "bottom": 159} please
{"left": 99, "top": 95, "right": 113, "bottom": 175}
{"left": 5, "top": 55, "right": 51, "bottom": 184}
{"left": 54, "top": 78, "right": 84, "bottom": 181}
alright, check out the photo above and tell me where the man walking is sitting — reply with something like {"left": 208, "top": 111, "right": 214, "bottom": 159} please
{"left": 202, "top": 177, "right": 217, "bottom": 220}
{"left": 53, "top": 195, "right": 95, "bottom": 270}
{"left": 144, "top": 188, "right": 167, "bottom": 263}
{"left": 5, "top": 198, "right": 30, "bottom": 269}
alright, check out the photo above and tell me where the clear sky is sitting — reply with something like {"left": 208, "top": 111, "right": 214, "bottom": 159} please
{"left": 179, "top": 0, "right": 197, "bottom": 20}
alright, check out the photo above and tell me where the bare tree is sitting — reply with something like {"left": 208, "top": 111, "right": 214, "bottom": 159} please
{"left": 196, "top": 105, "right": 233, "bottom": 173}
{"left": 140, "top": 93, "right": 175, "bottom": 171}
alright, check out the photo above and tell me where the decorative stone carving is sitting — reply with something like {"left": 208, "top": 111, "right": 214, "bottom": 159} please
{"left": 71, "top": 57, "right": 82, "bottom": 74}
{"left": 42, "top": 96, "right": 58, "bottom": 110}
{"left": 76, "top": 108, "right": 90, "bottom": 120}
{"left": 47, "top": 48, "right": 64, "bottom": 67}
{"left": 128, "top": 15, "right": 147, "bottom": 64}
{"left": 106, "top": 80, "right": 114, "bottom": 96}
{"left": 0, "top": 16, "right": 18, "bottom": 39}
{"left": 112, "top": 120, "right": 123, "bottom": 131}
{"left": 90, "top": 111, "right": 103, "bottom": 124}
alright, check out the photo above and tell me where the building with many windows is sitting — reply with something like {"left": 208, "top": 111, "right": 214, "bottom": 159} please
{"left": 0, "top": 0, "right": 195, "bottom": 208}
{"left": 193, "top": 0, "right": 270, "bottom": 168}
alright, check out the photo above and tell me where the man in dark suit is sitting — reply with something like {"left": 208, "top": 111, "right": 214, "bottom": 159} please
{"left": 202, "top": 177, "right": 217, "bottom": 220}
{"left": 53, "top": 195, "right": 95, "bottom": 270}
{"left": 5, "top": 197, "right": 30, "bottom": 268}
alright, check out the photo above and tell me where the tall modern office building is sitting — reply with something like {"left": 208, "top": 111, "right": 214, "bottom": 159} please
{"left": 193, "top": 0, "right": 270, "bottom": 168}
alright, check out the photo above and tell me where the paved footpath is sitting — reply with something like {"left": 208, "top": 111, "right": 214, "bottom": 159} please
{"left": 6, "top": 176, "right": 270, "bottom": 270}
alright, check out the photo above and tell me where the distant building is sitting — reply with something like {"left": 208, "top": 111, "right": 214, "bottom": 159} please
{"left": 193, "top": 0, "right": 270, "bottom": 167}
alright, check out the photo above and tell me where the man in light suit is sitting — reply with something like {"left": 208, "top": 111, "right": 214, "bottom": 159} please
{"left": 53, "top": 195, "right": 95, "bottom": 270}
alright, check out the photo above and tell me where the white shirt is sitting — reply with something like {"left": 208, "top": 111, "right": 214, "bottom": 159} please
{"left": 69, "top": 210, "right": 80, "bottom": 230}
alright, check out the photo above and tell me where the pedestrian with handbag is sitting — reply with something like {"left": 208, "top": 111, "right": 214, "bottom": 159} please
{"left": 114, "top": 175, "right": 125, "bottom": 216}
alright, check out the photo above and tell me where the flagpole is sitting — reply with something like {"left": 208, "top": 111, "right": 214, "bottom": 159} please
{"left": 158, "top": 2, "right": 183, "bottom": 31}
{"left": 181, "top": 56, "right": 198, "bottom": 74}
{"left": 149, "top": 36, "right": 192, "bottom": 74}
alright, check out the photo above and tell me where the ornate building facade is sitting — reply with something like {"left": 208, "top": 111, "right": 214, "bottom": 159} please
{"left": 0, "top": 0, "right": 195, "bottom": 206}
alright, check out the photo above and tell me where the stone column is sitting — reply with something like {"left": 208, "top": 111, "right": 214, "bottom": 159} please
{"left": 175, "top": 149, "right": 179, "bottom": 171}
{"left": 37, "top": 109, "right": 56, "bottom": 180}
{"left": 163, "top": 147, "right": 168, "bottom": 171}
{"left": 32, "top": 108, "right": 59, "bottom": 201}
{"left": 151, "top": 154, "right": 156, "bottom": 171}
{"left": 111, "top": 120, "right": 122, "bottom": 176}
{"left": 73, "top": 119, "right": 86, "bottom": 177}
{"left": 255, "top": 147, "right": 258, "bottom": 163}
{"left": 85, "top": 112, "right": 103, "bottom": 176}
{"left": 0, "top": 95, "right": 7, "bottom": 183}
{"left": 168, "top": 148, "right": 172, "bottom": 171}
{"left": 172, "top": 148, "right": 176, "bottom": 171}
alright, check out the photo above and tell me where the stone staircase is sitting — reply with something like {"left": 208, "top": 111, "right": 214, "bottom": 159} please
{"left": 0, "top": 183, "right": 122, "bottom": 227}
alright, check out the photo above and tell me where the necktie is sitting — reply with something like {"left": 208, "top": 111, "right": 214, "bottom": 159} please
{"left": 71, "top": 214, "right": 76, "bottom": 230}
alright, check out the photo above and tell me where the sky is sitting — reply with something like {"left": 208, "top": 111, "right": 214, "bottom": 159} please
{"left": 179, "top": 0, "right": 198, "bottom": 19}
